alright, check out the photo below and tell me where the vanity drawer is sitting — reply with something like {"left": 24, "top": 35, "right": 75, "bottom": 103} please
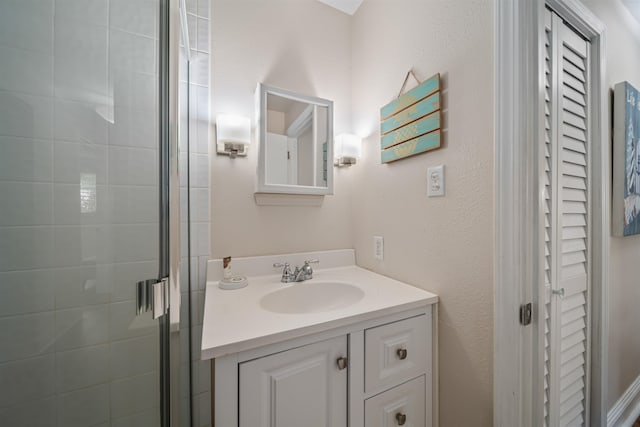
{"left": 365, "top": 375, "right": 426, "bottom": 427}
{"left": 364, "top": 314, "right": 429, "bottom": 394}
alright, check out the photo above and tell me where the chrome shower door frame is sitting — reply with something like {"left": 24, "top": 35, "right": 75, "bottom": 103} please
{"left": 159, "top": 0, "right": 183, "bottom": 425}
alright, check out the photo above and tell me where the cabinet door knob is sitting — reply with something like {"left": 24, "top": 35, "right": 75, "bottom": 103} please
{"left": 396, "top": 413, "right": 407, "bottom": 425}
{"left": 397, "top": 348, "right": 408, "bottom": 360}
{"left": 336, "top": 356, "right": 348, "bottom": 370}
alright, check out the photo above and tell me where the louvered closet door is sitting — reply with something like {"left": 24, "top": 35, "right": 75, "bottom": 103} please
{"left": 543, "top": 10, "right": 554, "bottom": 426}
{"left": 543, "top": 8, "right": 591, "bottom": 427}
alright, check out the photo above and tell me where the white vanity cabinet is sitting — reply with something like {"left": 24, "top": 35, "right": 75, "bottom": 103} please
{"left": 212, "top": 306, "right": 436, "bottom": 427}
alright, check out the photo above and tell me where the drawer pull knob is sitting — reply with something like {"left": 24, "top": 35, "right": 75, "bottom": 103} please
{"left": 396, "top": 413, "right": 407, "bottom": 425}
{"left": 397, "top": 348, "right": 408, "bottom": 360}
{"left": 336, "top": 357, "right": 348, "bottom": 370}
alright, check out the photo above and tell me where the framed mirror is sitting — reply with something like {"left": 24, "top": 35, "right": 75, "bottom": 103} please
{"left": 256, "top": 83, "right": 334, "bottom": 195}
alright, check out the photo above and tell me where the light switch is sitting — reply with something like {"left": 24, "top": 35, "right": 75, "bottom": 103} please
{"left": 427, "top": 165, "right": 445, "bottom": 197}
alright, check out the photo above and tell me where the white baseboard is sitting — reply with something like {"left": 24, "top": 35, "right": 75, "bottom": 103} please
{"left": 608, "top": 374, "right": 640, "bottom": 426}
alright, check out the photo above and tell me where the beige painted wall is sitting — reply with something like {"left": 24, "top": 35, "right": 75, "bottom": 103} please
{"left": 210, "top": 0, "right": 354, "bottom": 258}
{"left": 211, "top": 0, "right": 494, "bottom": 424}
{"left": 349, "top": 1, "right": 494, "bottom": 425}
{"left": 210, "top": 0, "right": 640, "bottom": 421}
{"left": 581, "top": 0, "right": 640, "bottom": 410}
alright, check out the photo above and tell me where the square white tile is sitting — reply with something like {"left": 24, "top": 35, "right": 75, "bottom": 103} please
{"left": 54, "top": 99, "right": 109, "bottom": 145}
{"left": 0, "top": 396, "right": 56, "bottom": 427}
{"left": 107, "top": 145, "right": 157, "bottom": 186}
{"left": 109, "top": 334, "right": 159, "bottom": 380}
{"left": 0, "top": 227, "right": 55, "bottom": 271}
{"left": 109, "top": 301, "right": 157, "bottom": 341}
{"left": 198, "top": 0, "right": 210, "bottom": 19}
{"left": 54, "top": 304, "right": 109, "bottom": 351}
{"left": 190, "top": 290, "right": 205, "bottom": 326}
{"left": 110, "top": 69, "right": 157, "bottom": 113}
{"left": 57, "top": 383, "right": 110, "bottom": 427}
{"left": 55, "top": 0, "right": 108, "bottom": 27}
{"left": 109, "top": 29, "right": 156, "bottom": 76}
{"left": 52, "top": 225, "right": 102, "bottom": 267}
{"left": 0, "top": 354, "right": 55, "bottom": 407}
{"left": 198, "top": 256, "right": 208, "bottom": 291}
{"left": 55, "top": 344, "right": 109, "bottom": 392}
{"left": 111, "top": 408, "right": 160, "bottom": 427}
{"left": 53, "top": 140, "right": 108, "bottom": 185}
{"left": 108, "top": 185, "right": 158, "bottom": 225}
{"left": 0, "top": 46, "right": 52, "bottom": 96}
{"left": 110, "top": 372, "right": 159, "bottom": 419}
{"left": 110, "top": 106, "right": 157, "bottom": 149}
{"left": 112, "top": 224, "right": 158, "bottom": 263}
{"left": 0, "top": 182, "right": 53, "bottom": 226}
{"left": 0, "top": 312, "right": 55, "bottom": 363}
{"left": 0, "top": 92, "right": 53, "bottom": 140}
{"left": 0, "top": 270, "right": 54, "bottom": 317}
{"left": 190, "top": 153, "right": 210, "bottom": 188}
{"left": 190, "top": 188, "right": 209, "bottom": 223}
{"left": 53, "top": 264, "right": 113, "bottom": 309}
{"left": 53, "top": 183, "right": 108, "bottom": 226}
{"left": 110, "top": 0, "right": 158, "bottom": 38}
{"left": 0, "top": 0, "right": 54, "bottom": 54}
{"left": 54, "top": 21, "right": 108, "bottom": 103}
{"left": 0, "top": 136, "right": 53, "bottom": 182}
{"left": 197, "top": 18, "right": 209, "bottom": 53}
{"left": 189, "top": 55, "right": 209, "bottom": 92}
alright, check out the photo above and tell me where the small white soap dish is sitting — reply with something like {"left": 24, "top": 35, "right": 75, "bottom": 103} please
{"left": 218, "top": 276, "right": 248, "bottom": 290}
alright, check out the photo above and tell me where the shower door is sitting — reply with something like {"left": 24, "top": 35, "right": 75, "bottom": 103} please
{"left": 0, "top": 0, "right": 181, "bottom": 426}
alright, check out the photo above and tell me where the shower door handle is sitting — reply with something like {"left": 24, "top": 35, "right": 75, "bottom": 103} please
{"left": 136, "top": 277, "right": 169, "bottom": 319}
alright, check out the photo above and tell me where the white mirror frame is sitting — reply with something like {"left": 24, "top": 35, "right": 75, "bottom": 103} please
{"left": 256, "top": 83, "right": 334, "bottom": 195}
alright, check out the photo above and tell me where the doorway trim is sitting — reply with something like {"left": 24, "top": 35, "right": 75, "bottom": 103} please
{"left": 494, "top": 0, "right": 609, "bottom": 425}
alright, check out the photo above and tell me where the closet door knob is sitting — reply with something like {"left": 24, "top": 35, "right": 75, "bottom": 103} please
{"left": 396, "top": 348, "right": 408, "bottom": 360}
{"left": 336, "top": 357, "right": 348, "bottom": 370}
{"left": 396, "top": 413, "right": 407, "bottom": 425}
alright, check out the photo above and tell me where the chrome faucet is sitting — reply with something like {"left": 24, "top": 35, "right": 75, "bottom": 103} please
{"left": 274, "top": 259, "right": 319, "bottom": 283}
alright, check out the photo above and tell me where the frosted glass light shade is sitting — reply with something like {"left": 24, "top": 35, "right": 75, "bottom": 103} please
{"left": 216, "top": 114, "right": 251, "bottom": 158}
{"left": 335, "top": 133, "right": 362, "bottom": 165}
{"left": 216, "top": 114, "right": 251, "bottom": 144}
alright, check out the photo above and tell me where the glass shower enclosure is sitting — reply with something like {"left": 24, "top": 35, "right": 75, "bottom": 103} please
{"left": 0, "top": 0, "right": 188, "bottom": 425}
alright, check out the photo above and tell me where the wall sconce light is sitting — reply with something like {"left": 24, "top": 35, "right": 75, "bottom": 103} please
{"left": 334, "top": 133, "right": 362, "bottom": 166}
{"left": 216, "top": 114, "right": 251, "bottom": 158}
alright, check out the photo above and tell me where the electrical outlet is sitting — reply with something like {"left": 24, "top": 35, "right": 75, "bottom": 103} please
{"left": 427, "top": 165, "right": 445, "bottom": 197}
{"left": 373, "top": 236, "right": 384, "bottom": 260}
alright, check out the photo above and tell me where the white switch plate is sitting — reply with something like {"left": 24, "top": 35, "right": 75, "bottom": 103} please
{"left": 427, "top": 165, "right": 445, "bottom": 197}
{"left": 373, "top": 236, "right": 384, "bottom": 260}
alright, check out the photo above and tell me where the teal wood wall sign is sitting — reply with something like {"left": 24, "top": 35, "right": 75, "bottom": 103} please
{"left": 380, "top": 72, "right": 441, "bottom": 163}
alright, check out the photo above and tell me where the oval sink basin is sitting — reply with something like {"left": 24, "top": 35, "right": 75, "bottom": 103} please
{"left": 260, "top": 281, "right": 365, "bottom": 314}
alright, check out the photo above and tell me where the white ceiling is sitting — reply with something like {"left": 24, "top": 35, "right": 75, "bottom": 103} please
{"left": 316, "top": 0, "right": 364, "bottom": 15}
{"left": 623, "top": 0, "right": 640, "bottom": 24}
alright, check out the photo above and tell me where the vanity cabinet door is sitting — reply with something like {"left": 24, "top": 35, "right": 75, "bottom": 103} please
{"left": 239, "top": 335, "right": 348, "bottom": 427}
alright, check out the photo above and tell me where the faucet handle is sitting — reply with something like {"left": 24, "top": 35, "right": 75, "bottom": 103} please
{"left": 301, "top": 259, "right": 319, "bottom": 280}
{"left": 274, "top": 262, "right": 294, "bottom": 283}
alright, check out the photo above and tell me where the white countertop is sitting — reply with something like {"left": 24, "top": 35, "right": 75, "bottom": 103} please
{"left": 201, "top": 250, "right": 438, "bottom": 360}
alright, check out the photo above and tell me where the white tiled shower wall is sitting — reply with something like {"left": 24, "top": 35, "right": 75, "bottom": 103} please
{"left": 0, "top": 0, "right": 211, "bottom": 425}
{"left": 180, "top": 0, "right": 211, "bottom": 426}
{"left": 0, "top": 0, "right": 162, "bottom": 426}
